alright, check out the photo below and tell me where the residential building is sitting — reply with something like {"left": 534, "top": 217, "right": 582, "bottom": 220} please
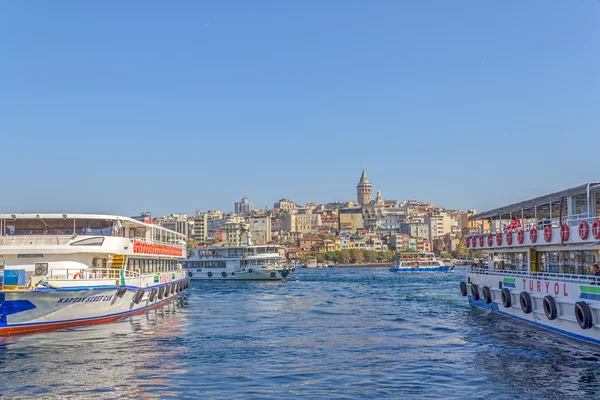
{"left": 283, "top": 213, "right": 322, "bottom": 234}
{"left": 223, "top": 217, "right": 250, "bottom": 246}
{"left": 249, "top": 215, "right": 272, "bottom": 245}
{"left": 234, "top": 197, "right": 253, "bottom": 215}
{"left": 159, "top": 213, "right": 191, "bottom": 238}
{"left": 274, "top": 198, "right": 297, "bottom": 212}
{"left": 339, "top": 208, "right": 363, "bottom": 231}
{"left": 271, "top": 218, "right": 283, "bottom": 233}
{"left": 192, "top": 213, "right": 208, "bottom": 244}
{"left": 298, "top": 237, "right": 323, "bottom": 251}
{"left": 400, "top": 222, "right": 430, "bottom": 240}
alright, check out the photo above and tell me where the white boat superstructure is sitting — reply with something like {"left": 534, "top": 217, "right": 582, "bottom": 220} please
{"left": 183, "top": 245, "right": 293, "bottom": 280}
{"left": 389, "top": 252, "right": 454, "bottom": 273}
{"left": 0, "top": 214, "right": 190, "bottom": 335}
{"left": 461, "top": 182, "right": 600, "bottom": 345}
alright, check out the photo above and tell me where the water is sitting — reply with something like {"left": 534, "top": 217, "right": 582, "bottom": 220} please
{"left": 2, "top": 267, "right": 600, "bottom": 399}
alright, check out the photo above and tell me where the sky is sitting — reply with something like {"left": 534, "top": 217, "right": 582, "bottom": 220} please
{"left": 1, "top": 1, "right": 599, "bottom": 217}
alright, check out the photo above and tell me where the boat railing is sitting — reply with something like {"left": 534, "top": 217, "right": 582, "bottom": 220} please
{"left": 47, "top": 267, "right": 141, "bottom": 280}
{"left": 0, "top": 235, "right": 73, "bottom": 246}
{"left": 469, "top": 267, "right": 600, "bottom": 285}
{"left": 469, "top": 215, "right": 599, "bottom": 235}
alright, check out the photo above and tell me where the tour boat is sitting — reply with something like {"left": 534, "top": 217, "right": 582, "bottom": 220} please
{"left": 183, "top": 245, "right": 293, "bottom": 280}
{"left": 0, "top": 214, "right": 190, "bottom": 336}
{"left": 460, "top": 182, "right": 600, "bottom": 345}
{"left": 389, "top": 252, "right": 454, "bottom": 273}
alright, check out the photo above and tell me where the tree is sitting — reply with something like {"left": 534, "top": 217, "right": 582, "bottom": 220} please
{"left": 187, "top": 239, "right": 198, "bottom": 248}
{"left": 366, "top": 250, "right": 378, "bottom": 262}
{"left": 315, "top": 253, "right": 325, "bottom": 262}
{"left": 470, "top": 250, "right": 485, "bottom": 260}
{"left": 383, "top": 250, "right": 395, "bottom": 261}
{"left": 339, "top": 249, "right": 351, "bottom": 263}
{"left": 440, "top": 251, "right": 452, "bottom": 259}
{"left": 349, "top": 248, "right": 364, "bottom": 263}
{"left": 452, "top": 241, "right": 468, "bottom": 259}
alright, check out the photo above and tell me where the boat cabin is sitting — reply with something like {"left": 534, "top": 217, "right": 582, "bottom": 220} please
{"left": 466, "top": 183, "right": 600, "bottom": 276}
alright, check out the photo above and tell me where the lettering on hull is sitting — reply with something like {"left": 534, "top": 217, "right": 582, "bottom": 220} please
{"left": 521, "top": 279, "right": 568, "bottom": 296}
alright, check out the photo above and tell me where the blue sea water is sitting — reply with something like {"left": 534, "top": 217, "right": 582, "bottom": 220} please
{"left": 2, "top": 267, "right": 600, "bottom": 399}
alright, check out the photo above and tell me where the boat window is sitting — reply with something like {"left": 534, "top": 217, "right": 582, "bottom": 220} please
{"left": 493, "top": 252, "right": 527, "bottom": 271}
{"left": 551, "top": 199, "right": 567, "bottom": 219}
{"left": 538, "top": 251, "right": 597, "bottom": 275}
{"left": 573, "top": 194, "right": 588, "bottom": 218}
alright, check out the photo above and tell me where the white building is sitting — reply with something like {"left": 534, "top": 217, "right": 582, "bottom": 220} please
{"left": 249, "top": 215, "right": 272, "bottom": 245}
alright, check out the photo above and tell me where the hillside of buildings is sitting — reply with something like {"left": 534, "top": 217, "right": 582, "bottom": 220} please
{"left": 149, "top": 169, "right": 483, "bottom": 261}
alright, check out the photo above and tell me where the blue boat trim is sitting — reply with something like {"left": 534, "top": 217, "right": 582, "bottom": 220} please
{"left": 2, "top": 293, "right": 180, "bottom": 329}
{"left": 468, "top": 296, "right": 600, "bottom": 346}
{"left": 31, "top": 279, "right": 188, "bottom": 292}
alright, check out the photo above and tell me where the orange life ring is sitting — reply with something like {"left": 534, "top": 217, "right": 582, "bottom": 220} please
{"left": 517, "top": 230, "right": 525, "bottom": 244}
{"left": 530, "top": 228, "right": 538, "bottom": 243}
{"left": 471, "top": 237, "right": 477, "bottom": 247}
{"left": 465, "top": 238, "right": 470, "bottom": 248}
{"left": 560, "top": 224, "right": 570, "bottom": 241}
{"left": 593, "top": 220, "right": 600, "bottom": 240}
{"left": 544, "top": 226, "right": 552, "bottom": 243}
{"left": 579, "top": 221, "right": 590, "bottom": 240}
{"left": 487, "top": 234, "right": 493, "bottom": 246}
{"left": 73, "top": 272, "right": 82, "bottom": 279}
{"left": 496, "top": 232, "right": 502, "bottom": 246}
{"left": 506, "top": 231, "right": 513, "bottom": 245}
{"left": 479, "top": 236, "right": 484, "bottom": 247}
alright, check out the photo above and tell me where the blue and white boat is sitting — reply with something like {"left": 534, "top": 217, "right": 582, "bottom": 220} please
{"left": 0, "top": 213, "right": 190, "bottom": 336}
{"left": 461, "top": 182, "right": 600, "bottom": 345}
{"left": 389, "top": 252, "right": 455, "bottom": 273}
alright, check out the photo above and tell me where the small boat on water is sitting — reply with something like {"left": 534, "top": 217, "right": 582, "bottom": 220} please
{"left": 183, "top": 245, "right": 294, "bottom": 280}
{"left": 460, "top": 182, "right": 600, "bottom": 345}
{"left": 389, "top": 252, "right": 455, "bottom": 273}
{"left": 0, "top": 214, "right": 190, "bottom": 336}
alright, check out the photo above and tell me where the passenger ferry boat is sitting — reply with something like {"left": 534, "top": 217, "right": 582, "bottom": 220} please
{"left": 461, "top": 182, "right": 600, "bottom": 345}
{"left": 0, "top": 214, "right": 189, "bottom": 335}
{"left": 183, "top": 245, "right": 293, "bottom": 280}
{"left": 389, "top": 252, "right": 454, "bottom": 273}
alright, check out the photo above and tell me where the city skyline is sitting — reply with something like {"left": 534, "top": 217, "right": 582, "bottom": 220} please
{"left": 1, "top": 2, "right": 599, "bottom": 217}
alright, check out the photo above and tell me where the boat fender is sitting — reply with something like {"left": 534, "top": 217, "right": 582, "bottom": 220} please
{"left": 248, "top": 269, "right": 253, "bottom": 273}
{"left": 188, "top": 271, "right": 193, "bottom": 277}
{"left": 575, "top": 301, "right": 593, "bottom": 329}
{"left": 116, "top": 287, "right": 127, "bottom": 298}
{"left": 222, "top": 272, "right": 227, "bottom": 278}
{"left": 482, "top": 286, "right": 492, "bottom": 304}
{"left": 471, "top": 284, "right": 480, "bottom": 301}
{"left": 158, "top": 286, "right": 165, "bottom": 300}
{"left": 501, "top": 288, "right": 512, "bottom": 308}
{"left": 543, "top": 295, "right": 558, "bottom": 320}
{"left": 133, "top": 288, "right": 145, "bottom": 304}
{"left": 149, "top": 288, "right": 158, "bottom": 302}
{"left": 520, "top": 291, "right": 532, "bottom": 314}
{"left": 459, "top": 282, "right": 467, "bottom": 297}
{"left": 207, "top": 272, "right": 213, "bottom": 278}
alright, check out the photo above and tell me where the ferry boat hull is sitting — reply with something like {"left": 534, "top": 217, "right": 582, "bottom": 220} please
{"left": 389, "top": 265, "right": 454, "bottom": 273}
{"left": 464, "top": 270, "right": 600, "bottom": 345}
{"left": 187, "top": 268, "right": 288, "bottom": 281}
{"left": 0, "top": 276, "right": 189, "bottom": 336}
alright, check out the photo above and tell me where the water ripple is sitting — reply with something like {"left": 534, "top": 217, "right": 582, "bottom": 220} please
{"left": 1, "top": 268, "right": 600, "bottom": 399}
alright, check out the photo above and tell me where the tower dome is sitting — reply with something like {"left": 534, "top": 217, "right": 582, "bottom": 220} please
{"left": 357, "top": 168, "right": 372, "bottom": 205}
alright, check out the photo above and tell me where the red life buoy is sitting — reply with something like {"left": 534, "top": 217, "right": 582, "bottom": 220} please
{"left": 544, "top": 226, "right": 552, "bottom": 243}
{"left": 530, "top": 228, "right": 538, "bottom": 243}
{"left": 517, "top": 230, "right": 525, "bottom": 244}
{"left": 479, "top": 236, "right": 484, "bottom": 247}
{"left": 593, "top": 220, "right": 600, "bottom": 240}
{"left": 496, "top": 232, "right": 502, "bottom": 246}
{"left": 471, "top": 237, "right": 477, "bottom": 247}
{"left": 506, "top": 231, "right": 513, "bottom": 245}
{"left": 488, "top": 234, "right": 493, "bottom": 247}
{"left": 579, "top": 221, "right": 590, "bottom": 240}
{"left": 560, "top": 224, "right": 569, "bottom": 242}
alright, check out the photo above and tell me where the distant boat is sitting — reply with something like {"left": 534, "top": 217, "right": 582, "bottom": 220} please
{"left": 389, "top": 252, "right": 455, "bottom": 273}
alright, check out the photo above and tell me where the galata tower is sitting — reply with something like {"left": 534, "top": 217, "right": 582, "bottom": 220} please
{"left": 357, "top": 168, "right": 372, "bottom": 205}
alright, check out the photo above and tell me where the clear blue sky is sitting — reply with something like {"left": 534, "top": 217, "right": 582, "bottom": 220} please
{"left": 1, "top": 1, "right": 599, "bottom": 216}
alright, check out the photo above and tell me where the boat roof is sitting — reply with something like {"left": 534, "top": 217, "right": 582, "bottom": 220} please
{"left": 469, "top": 182, "right": 600, "bottom": 221}
{"left": 0, "top": 213, "right": 177, "bottom": 232}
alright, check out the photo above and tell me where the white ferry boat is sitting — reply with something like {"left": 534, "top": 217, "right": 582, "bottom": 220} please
{"left": 0, "top": 214, "right": 189, "bottom": 335}
{"left": 389, "top": 252, "right": 454, "bottom": 273}
{"left": 461, "top": 182, "right": 600, "bottom": 345}
{"left": 183, "top": 245, "right": 293, "bottom": 280}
